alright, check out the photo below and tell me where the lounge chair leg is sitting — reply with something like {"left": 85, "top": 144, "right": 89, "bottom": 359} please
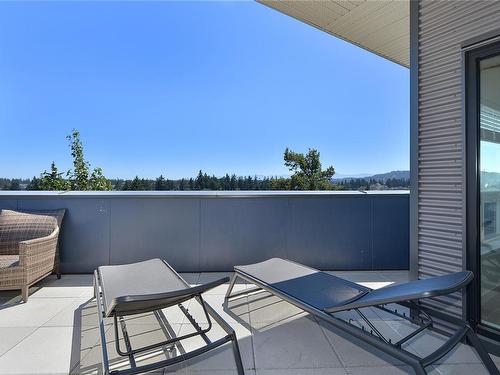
{"left": 225, "top": 273, "right": 238, "bottom": 300}
{"left": 55, "top": 261, "right": 61, "bottom": 279}
{"left": 21, "top": 286, "right": 29, "bottom": 303}
{"left": 465, "top": 325, "right": 500, "bottom": 375}
{"left": 230, "top": 332, "right": 245, "bottom": 375}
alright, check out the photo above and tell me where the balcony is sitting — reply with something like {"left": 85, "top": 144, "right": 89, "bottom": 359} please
{"left": 0, "top": 269, "right": 498, "bottom": 374}
{"left": 0, "top": 191, "right": 497, "bottom": 374}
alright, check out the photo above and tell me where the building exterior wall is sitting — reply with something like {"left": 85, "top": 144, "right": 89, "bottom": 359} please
{"left": 415, "top": 0, "right": 500, "bottom": 317}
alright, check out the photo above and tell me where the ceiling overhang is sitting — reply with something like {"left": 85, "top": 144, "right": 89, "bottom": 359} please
{"left": 258, "top": 0, "right": 410, "bottom": 68}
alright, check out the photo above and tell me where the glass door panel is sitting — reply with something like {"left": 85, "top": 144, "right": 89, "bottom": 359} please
{"left": 479, "top": 54, "right": 500, "bottom": 330}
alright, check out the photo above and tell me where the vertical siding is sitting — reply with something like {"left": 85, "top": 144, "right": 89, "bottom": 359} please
{"left": 418, "top": 0, "right": 500, "bottom": 317}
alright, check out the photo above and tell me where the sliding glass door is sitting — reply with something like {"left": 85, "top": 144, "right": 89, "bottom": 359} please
{"left": 479, "top": 53, "right": 500, "bottom": 331}
{"left": 466, "top": 40, "right": 500, "bottom": 340}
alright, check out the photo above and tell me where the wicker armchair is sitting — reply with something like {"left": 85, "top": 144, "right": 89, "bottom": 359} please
{"left": 0, "top": 209, "right": 65, "bottom": 302}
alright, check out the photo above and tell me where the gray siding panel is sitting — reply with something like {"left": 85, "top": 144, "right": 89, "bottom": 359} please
{"left": 418, "top": 0, "right": 500, "bottom": 317}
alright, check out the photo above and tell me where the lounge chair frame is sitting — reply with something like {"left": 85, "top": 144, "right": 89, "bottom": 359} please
{"left": 226, "top": 259, "right": 499, "bottom": 375}
{"left": 94, "top": 260, "right": 244, "bottom": 375}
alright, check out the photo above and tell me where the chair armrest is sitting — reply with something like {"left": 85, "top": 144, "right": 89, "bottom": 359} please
{"left": 18, "top": 228, "right": 59, "bottom": 272}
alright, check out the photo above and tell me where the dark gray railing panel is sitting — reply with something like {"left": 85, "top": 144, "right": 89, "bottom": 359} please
{"left": 372, "top": 195, "right": 409, "bottom": 270}
{"left": 0, "top": 191, "right": 409, "bottom": 272}
{"left": 287, "top": 196, "right": 372, "bottom": 270}
{"left": 16, "top": 198, "right": 111, "bottom": 273}
{"left": 109, "top": 198, "right": 201, "bottom": 272}
{"left": 0, "top": 199, "right": 17, "bottom": 210}
{"left": 200, "top": 197, "right": 289, "bottom": 271}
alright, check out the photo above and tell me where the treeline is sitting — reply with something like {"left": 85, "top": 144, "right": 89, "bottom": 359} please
{"left": 111, "top": 172, "right": 294, "bottom": 191}
{"left": 0, "top": 175, "right": 410, "bottom": 191}
{"left": 337, "top": 177, "right": 409, "bottom": 190}
{"left": 0, "top": 178, "right": 30, "bottom": 190}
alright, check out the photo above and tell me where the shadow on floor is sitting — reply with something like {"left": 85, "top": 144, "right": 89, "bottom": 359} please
{"left": 69, "top": 297, "right": 252, "bottom": 374}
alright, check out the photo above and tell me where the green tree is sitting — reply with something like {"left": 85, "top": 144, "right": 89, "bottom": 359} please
{"left": 66, "top": 129, "right": 111, "bottom": 190}
{"left": 179, "top": 178, "right": 186, "bottom": 191}
{"left": 283, "top": 147, "right": 335, "bottom": 190}
{"left": 155, "top": 175, "right": 168, "bottom": 190}
{"left": 39, "top": 162, "right": 70, "bottom": 190}
{"left": 269, "top": 177, "right": 291, "bottom": 190}
{"left": 89, "top": 168, "right": 112, "bottom": 190}
{"left": 229, "top": 174, "right": 237, "bottom": 190}
{"left": 195, "top": 170, "right": 204, "bottom": 190}
{"left": 26, "top": 176, "right": 41, "bottom": 190}
{"left": 9, "top": 179, "right": 20, "bottom": 190}
{"left": 129, "top": 176, "right": 145, "bottom": 190}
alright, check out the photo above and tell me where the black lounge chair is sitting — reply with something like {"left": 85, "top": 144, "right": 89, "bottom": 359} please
{"left": 93, "top": 258, "right": 244, "bottom": 375}
{"left": 225, "top": 258, "right": 499, "bottom": 375}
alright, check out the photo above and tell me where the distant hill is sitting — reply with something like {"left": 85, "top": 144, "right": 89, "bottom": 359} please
{"left": 333, "top": 170, "right": 409, "bottom": 183}
{"left": 369, "top": 170, "right": 410, "bottom": 182}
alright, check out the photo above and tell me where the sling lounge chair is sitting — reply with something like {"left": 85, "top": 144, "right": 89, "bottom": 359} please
{"left": 94, "top": 258, "right": 244, "bottom": 375}
{"left": 225, "top": 258, "right": 499, "bottom": 375}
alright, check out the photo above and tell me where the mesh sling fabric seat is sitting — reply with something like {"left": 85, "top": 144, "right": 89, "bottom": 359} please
{"left": 94, "top": 258, "right": 244, "bottom": 375}
{"left": 225, "top": 258, "right": 499, "bottom": 375}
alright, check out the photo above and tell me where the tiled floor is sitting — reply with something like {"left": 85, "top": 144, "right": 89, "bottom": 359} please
{"left": 0, "top": 270, "right": 498, "bottom": 375}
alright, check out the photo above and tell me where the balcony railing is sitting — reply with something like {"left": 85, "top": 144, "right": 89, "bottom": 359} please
{"left": 0, "top": 190, "right": 409, "bottom": 272}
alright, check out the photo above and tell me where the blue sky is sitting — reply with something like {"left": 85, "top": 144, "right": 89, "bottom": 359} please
{"left": 0, "top": 1, "right": 409, "bottom": 180}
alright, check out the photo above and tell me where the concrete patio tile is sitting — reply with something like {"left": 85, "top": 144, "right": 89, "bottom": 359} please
{"left": 371, "top": 304, "right": 411, "bottom": 321}
{"left": 75, "top": 320, "right": 184, "bottom": 375}
{"left": 0, "top": 297, "right": 75, "bottom": 327}
{"left": 199, "top": 272, "right": 233, "bottom": 281}
{"left": 42, "top": 274, "right": 94, "bottom": 287}
{"left": 377, "top": 271, "right": 410, "bottom": 284}
{"left": 317, "top": 320, "right": 404, "bottom": 368}
{"left": 0, "top": 326, "right": 76, "bottom": 374}
{"left": 29, "top": 286, "right": 93, "bottom": 299}
{"left": 12, "top": 275, "right": 93, "bottom": 301}
{"left": 196, "top": 371, "right": 255, "bottom": 375}
{"left": 258, "top": 368, "right": 347, "bottom": 375}
{"left": 161, "top": 302, "right": 193, "bottom": 325}
{"left": 0, "top": 284, "right": 52, "bottom": 304}
{"left": 246, "top": 290, "right": 305, "bottom": 327}
{"left": 252, "top": 314, "right": 342, "bottom": 370}
{"left": 176, "top": 322, "right": 254, "bottom": 371}
{"left": 179, "top": 273, "right": 201, "bottom": 286}
{"left": 403, "top": 329, "right": 483, "bottom": 365}
{"left": 29, "top": 275, "right": 93, "bottom": 299}
{"left": 0, "top": 326, "right": 37, "bottom": 357}
{"left": 43, "top": 296, "right": 96, "bottom": 327}
{"left": 428, "top": 363, "right": 491, "bottom": 375}
{"left": 198, "top": 273, "right": 247, "bottom": 295}
{"left": 494, "top": 353, "right": 500, "bottom": 364}
{"left": 332, "top": 306, "right": 384, "bottom": 321}
{"left": 344, "top": 365, "right": 414, "bottom": 374}
{"left": 184, "top": 293, "right": 250, "bottom": 327}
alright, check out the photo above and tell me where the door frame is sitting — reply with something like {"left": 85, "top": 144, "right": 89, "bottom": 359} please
{"left": 465, "top": 38, "right": 500, "bottom": 343}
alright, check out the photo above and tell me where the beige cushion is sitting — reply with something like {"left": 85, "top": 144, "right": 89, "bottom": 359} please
{"left": 0, "top": 255, "right": 20, "bottom": 269}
